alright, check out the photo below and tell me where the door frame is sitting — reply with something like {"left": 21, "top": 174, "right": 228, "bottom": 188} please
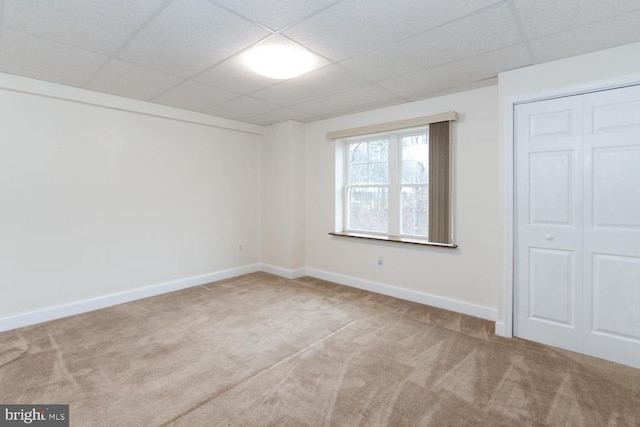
{"left": 499, "top": 73, "right": 640, "bottom": 338}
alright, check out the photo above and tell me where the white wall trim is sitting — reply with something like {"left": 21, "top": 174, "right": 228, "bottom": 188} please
{"left": 0, "top": 264, "right": 261, "bottom": 333}
{"left": 261, "top": 264, "right": 498, "bottom": 322}
{"left": 1, "top": 262, "right": 500, "bottom": 333}
{"left": 501, "top": 72, "right": 640, "bottom": 339}
{"left": 502, "top": 95, "right": 516, "bottom": 339}
{"left": 305, "top": 267, "right": 497, "bottom": 321}
{"left": 0, "top": 72, "right": 265, "bottom": 136}
{"left": 494, "top": 321, "right": 506, "bottom": 337}
{"left": 260, "top": 263, "right": 306, "bottom": 279}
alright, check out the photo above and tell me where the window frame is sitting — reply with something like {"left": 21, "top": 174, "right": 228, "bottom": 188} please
{"left": 342, "top": 127, "right": 429, "bottom": 239}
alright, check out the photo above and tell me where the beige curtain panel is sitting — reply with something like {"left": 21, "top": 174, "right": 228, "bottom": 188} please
{"left": 428, "top": 121, "right": 451, "bottom": 244}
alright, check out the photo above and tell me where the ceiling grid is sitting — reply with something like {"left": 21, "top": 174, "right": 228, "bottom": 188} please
{"left": 0, "top": 0, "right": 639, "bottom": 125}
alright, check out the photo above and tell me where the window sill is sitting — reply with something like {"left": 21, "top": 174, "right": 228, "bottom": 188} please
{"left": 328, "top": 232, "right": 458, "bottom": 248}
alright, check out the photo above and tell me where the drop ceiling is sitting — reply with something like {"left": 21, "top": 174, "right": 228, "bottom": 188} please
{"left": 1, "top": 0, "right": 639, "bottom": 126}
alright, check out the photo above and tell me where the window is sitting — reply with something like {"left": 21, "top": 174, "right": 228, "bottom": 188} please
{"left": 329, "top": 114, "right": 455, "bottom": 246}
{"left": 345, "top": 131, "right": 429, "bottom": 238}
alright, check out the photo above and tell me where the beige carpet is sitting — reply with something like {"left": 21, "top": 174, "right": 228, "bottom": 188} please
{"left": 1, "top": 272, "right": 639, "bottom": 426}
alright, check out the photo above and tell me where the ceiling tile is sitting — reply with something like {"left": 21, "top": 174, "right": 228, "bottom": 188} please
{"left": 152, "top": 80, "right": 238, "bottom": 112}
{"left": 203, "top": 96, "right": 281, "bottom": 120}
{"left": 4, "top": 0, "right": 168, "bottom": 55}
{"left": 294, "top": 83, "right": 404, "bottom": 118}
{"left": 209, "top": 0, "right": 339, "bottom": 31}
{"left": 340, "top": 3, "right": 522, "bottom": 82}
{"left": 530, "top": 10, "right": 640, "bottom": 63}
{"left": 283, "top": 0, "right": 503, "bottom": 61}
{"left": 242, "top": 108, "right": 315, "bottom": 126}
{"left": 513, "top": 0, "right": 640, "bottom": 40}
{"left": 3, "top": 0, "right": 640, "bottom": 123}
{"left": 0, "top": 28, "right": 107, "bottom": 87}
{"left": 194, "top": 54, "right": 278, "bottom": 94}
{"left": 378, "top": 44, "right": 530, "bottom": 100}
{"left": 85, "top": 59, "right": 182, "bottom": 101}
{"left": 251, "top": 65, "right": 368, "bottom": 106}
{"left": 118, "top": 0, "right": 269, "bottom": 77}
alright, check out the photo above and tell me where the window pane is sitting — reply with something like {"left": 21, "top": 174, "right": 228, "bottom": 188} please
{"left": 348, "top": 187, "right": 388, "bottom": 233}
{"left": 368, "top": 139, "right": 388, "bottom": 162}
{"left": 401, "top": 186, "right": 428, "bottom": 237}
{"left": 348, "top": 139, "right": 389, "bottom": 185}
{"left": 368, "top": 162, "right": 388, "bottom": 184}
{"left": 349, "top": 141, "right": 368, "bottom": 163}
{"left": 401, "top": 134, "right": 428, "bottom": 184}
{"left": 348, "top": 164, "right": 367, "bottom": 185}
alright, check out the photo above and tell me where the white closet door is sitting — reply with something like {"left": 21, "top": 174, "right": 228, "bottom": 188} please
{"left": 515, "top": 85, "right": 640, "bottom": 369}
{"left": 514, "top": 96, "right": 584, "bottom": 352}
{"left": 582, "top": 86, "right": 640, "bottom": 368}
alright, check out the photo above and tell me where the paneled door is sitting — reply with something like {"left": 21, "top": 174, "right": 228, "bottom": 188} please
{"left": 515, "top": 96, "right": 584, "bottom": 353}
{"left": 515, "top": 85, "right": 640, "bottom": 368}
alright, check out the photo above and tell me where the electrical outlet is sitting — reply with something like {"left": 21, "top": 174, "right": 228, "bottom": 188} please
{"left": 238, "top": 243, "right": 243, "bottom": 253}
{"left": 377, "top": 255, "right": 383, "bottom": 266}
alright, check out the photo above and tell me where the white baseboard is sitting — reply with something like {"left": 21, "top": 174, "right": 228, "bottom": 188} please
{"left": 0, "top": 263, "right": 498, "bottom": 333}
{"left": 304, "top": 268, "right": 498, "bottom": 321}
{"left": 0, "top": 264, "right": 261, "bottom": 333}
{"left": 260, "top": 263, "right": 306, "bottom": 279}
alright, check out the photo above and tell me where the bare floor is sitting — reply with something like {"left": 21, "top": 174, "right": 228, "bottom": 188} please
{"left": 1, "top": 273, "right": 639, "bottom": 426}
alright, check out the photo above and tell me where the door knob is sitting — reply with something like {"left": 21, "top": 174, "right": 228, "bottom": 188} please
{"left": 545, "top": 233, "right": 554, "bottom": 240}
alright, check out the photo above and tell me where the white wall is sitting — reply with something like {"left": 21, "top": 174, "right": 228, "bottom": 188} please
{"left": 0, "top": 83, "right": 262, "bottom": 321}
{"left": 304, "top": 85, "right": 501, "bottom": 316}
{"left": 261, "top": 121, "right": 306, "bottom": 274}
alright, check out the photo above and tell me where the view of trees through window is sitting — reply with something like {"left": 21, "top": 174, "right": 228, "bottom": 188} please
{"left": 401, "top": 134, "right": 428, "bottom": 236}
{"left": 346, "top": 131, "right": 429, "bottom": 237}
{"left": 347, "top": 139, "right": 389, "bottom": 233}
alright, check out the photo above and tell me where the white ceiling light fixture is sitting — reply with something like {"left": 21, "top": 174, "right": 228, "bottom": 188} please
{"left": 244, "top": 35, "right": 323, "bottom": 80}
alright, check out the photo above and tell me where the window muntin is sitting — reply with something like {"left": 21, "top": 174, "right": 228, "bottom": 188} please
{"left": 347, "top": 139, "right": 389, "bottom": 185}
{"left": 346, "top": 138, "right": 390, "bottom": 233}
{"left": 347, "top": 187, "right": 388, "bottom": 233}
{"left": 344, "top": 129, "right": 429, "bottom": 238}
